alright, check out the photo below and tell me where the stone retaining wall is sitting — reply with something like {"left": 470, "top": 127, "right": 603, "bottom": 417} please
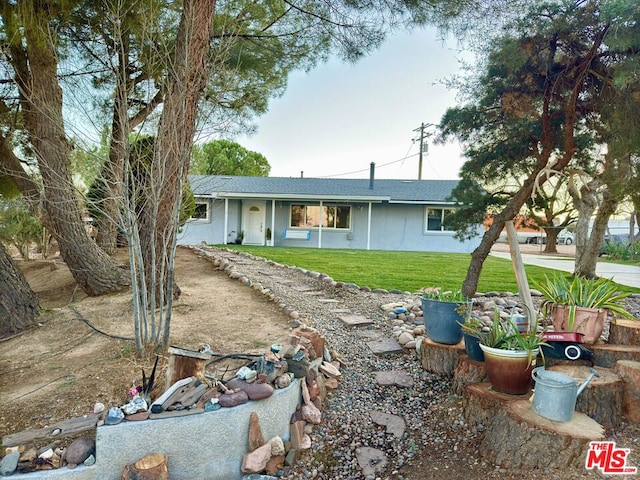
{"left": 8, "top": 379, "right": 301, "bottom": 480}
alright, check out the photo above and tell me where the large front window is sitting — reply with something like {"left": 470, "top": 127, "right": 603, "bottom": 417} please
{"left": 290, "top": 204, "right": 351, "bottom": 229}
{"left": 426, "top": 207, "right": 454, "bottom": 232}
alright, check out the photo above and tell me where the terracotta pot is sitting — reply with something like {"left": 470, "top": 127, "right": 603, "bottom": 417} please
{"left": 479, "top": 344, "right": 538, "bottom": 395}
{"left": 550, "top": 305, "right": 607, "bottom": 344}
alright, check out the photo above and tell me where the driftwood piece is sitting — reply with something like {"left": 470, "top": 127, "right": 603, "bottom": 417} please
{"left": 121, "top": 453, "right": 168, "bottom": 480}
{"left": 165, "top": 346, "right": 210, "bottom": 388}
{"left": 419, "top": 338, "right": 464, "bottom": 376}
{"left": 609, "top": 318, "right": 640, "bottom": 346}
{"left": 481, "top": 400, "right": 604, "bottom": 470}
{"left": 546, "top": 365, "right": 623, "bottom": 428}
{"left": 2, "top": 414, "right": 99, "bottom": 448}
{"left": 452, "top": 355, "right": 486, "bottom": 396}
{"left": 612, "top": 360, "right": 640, "bottom": 424}
{"left": 591, "top": 344, "right": 640, "bottom": 368}
{"left": 462, "top": 382, "right": 530, "bottom": 428}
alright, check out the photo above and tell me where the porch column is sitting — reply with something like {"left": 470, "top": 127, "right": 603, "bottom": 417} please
{"left": 367, "top": 202, "right": 372, "bottom": 250}
{"left": 318, "top": 201, "right": 323, "bottom": 248}
{"left": 270, "top": 199, "right": 275, "bottom": 246}
{"left": 224, "top": 198, "right": 229, "bottom": 244}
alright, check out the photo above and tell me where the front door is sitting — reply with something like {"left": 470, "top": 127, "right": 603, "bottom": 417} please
{"left": 242, "top": 201, "right": 266, "bottom": 245}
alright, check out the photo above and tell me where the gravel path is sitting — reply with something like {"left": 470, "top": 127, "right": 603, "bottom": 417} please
{"left": 194, "top": 246, "right": 640, "bottom": 480}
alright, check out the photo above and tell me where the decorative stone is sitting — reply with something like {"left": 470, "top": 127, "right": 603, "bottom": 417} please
{"left": 269, "top": 436, "right": 285, "bottom": 456}
{"left": 0, "top": 451, "right": 19, "bottom": 476}
{"left": 226, "top": 378, "right": 274, "bottom": 401}
{"left": 83, "top": 454, "right": 96, "bottom": 466}
{"left": 248, "top": 412, "right": 265, "bottom": 452}
{"left": 319, "top": 362, "right": 341, "bottom": 378}
{"left": 398, "top": 332, "right": 414, "bottom": 345}
{"left": 124, "top": 411, "right": 150, "bottom": 422}
{"left": 241, "top": 442, "right": 272, "bottom": 474}
{"left": 64, "top": 437, "right": 95, "bottom": 465}
{"left": 286, "top": 353, "right": 310, "bottom": 378}
{"left": 301, "top": 403, "right": 321, "bottom": 424}
{"left": 265, "top": 454, "right": 285, "bottom": 476}
{"left": 104, "top": 406, "right": 125, "bottom": 425}
{"left": 219, "top": 390, "right": 249, "bottom": 407}
{"left": 93, "top": 402, "right": 105, "bottom": 414}
{"left": 275, "top": 373, "right": 293, "bottom": 389}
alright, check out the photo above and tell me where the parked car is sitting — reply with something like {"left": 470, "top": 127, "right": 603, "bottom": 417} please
{"left": 556, "top": 230, "right": 574, "bottom": 245}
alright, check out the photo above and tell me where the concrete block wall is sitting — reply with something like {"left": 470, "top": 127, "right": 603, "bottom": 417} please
{"left": 9, "top": 379, "right": 301, "bottom": 480}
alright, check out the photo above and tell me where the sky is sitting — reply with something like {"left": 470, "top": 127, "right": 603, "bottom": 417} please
{"left": 235, "top": 27, "right": 472, "bottom": 181}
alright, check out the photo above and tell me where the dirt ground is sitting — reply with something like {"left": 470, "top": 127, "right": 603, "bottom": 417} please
{"left": 0, "top": 247, "right": 292, "bottom": 447}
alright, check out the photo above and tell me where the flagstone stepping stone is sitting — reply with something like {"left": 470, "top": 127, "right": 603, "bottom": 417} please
{"left": 302, "top": 291, "right": 324, "bottom": 296}
{"left": 338, "top": 315, "right": 373, "bottom": 327}
{"left": 356, "top": 330, "right": 382, "bottom": 340}
{"left": 317, "top": 298, "right": 340, "bottom": 303}
{"left": 329, "top": 308, "right": 351, "bottom": 313}
{"left": 366, "top": 337, "right": 404, "bottom": 356}
{"left": 374, "top": 370, "right": 414, "bottom": 388}
{"left": 356, "top": 446, "right": 388, "bottom": 477}
{"left": 370, "top": 410, "right": 406, "bottom": 438}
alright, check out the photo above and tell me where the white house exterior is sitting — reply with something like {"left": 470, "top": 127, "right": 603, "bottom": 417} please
{"left": 178, "top": 174, "right": 483, "bottom": 253}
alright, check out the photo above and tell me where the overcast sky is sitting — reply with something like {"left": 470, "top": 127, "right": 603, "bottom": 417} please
{"left": 235, "top": 27, "right": 472, "bottom": 181}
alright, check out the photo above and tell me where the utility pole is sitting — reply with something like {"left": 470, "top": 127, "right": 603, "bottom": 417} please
{"left": 413, "top": 123, "right": 430, "bottom": 180}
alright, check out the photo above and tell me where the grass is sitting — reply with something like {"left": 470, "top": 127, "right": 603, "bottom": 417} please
{"left": 219, "top": 246, "right": 640, "bottom": 294}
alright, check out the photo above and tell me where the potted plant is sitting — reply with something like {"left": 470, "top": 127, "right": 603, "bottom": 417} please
{"left": 421, "top": 288, "right": 471, "bottom": 345}
{"left": 235, "top": 231, "right": 244, "bottom": 245}
{"left": 459, "top": 314, "right": 485, "bottom": 362}
{"left": 467, "top": 310, "right": 547, "bottom": 395}
{"left": 265, "top": 227, "right": 273, "bottom": 246}
{"left": 536, "top": 275, "right": 633, "bottom": 344}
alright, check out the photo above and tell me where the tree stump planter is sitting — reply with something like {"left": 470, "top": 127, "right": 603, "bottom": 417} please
{"left": 452, "top": 355, "right": 486, "bottom": 396}
{"left": 609, "top": 318, "right": 640, "bottom": 346}
{"left": 612, "top": 360, "right": 640, "bottom": 424}
{"left": 462, "top": 382, "right": 530, "bottom": 428}
{"left": 590, "top": 344, "right": 640, "bottom": 368}
{"left": 480, "top": 400, "right": 604, "bottom": 470}
{"left": 419, "top": 338, "right": 465, "bottom": 376}
{"left": 546, "top": 365, "right": 623, "bottom": 428}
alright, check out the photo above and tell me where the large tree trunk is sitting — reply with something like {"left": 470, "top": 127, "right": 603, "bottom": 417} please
{"left": 135, "top": 0, "right": 216, "bottom": 350}
{"left": 0, "top": 243, "right": 39, "bottom": 336}
{"left": 575, "top": 152, "right": 632, "bottom": 277}
{"left": 11, "top": 1, "right": 129, "bottom": 296}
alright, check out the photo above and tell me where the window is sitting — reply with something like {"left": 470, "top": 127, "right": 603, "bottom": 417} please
{"left": 290, "top": 204, "right": 351, "bottom": 229}
{"left": 190, "top": 201, "right": 209, "bottom": 221}
{"left": 426, "top": 207, "right": 454, "bottom": 232}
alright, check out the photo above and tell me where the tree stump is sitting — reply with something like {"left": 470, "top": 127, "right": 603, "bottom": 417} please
{"left": 121, "top": 453, "right": 168, "bottom": 480}
{"left": 463, "top": 382, "right": 530, "bottom": 428}
{"left": 545, "top": 365, "right": 623, "bottom": 428}
{"left": 591, "top": 344, "right": 640, "bottom": 368}
{"left": 165, "top": 346, "right": 210, "bottom": 387}
{"left": 452, "top": 355, "right": 486, "bottom": 396}
{"left": 419, "top": 338, "right": 464, "bottom": 376}
{"left": 609, "top": 318, "right": 640, "bottom": 346}
{"left": 481, "top": 400, "right": 604, "bottom": 469}
{"left": 612, "top": 360, "right": 640, "bottom": 424}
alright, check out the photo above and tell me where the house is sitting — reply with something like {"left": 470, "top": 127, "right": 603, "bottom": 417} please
{"left": 179, "top": 170, "right": 483, "bottom": 253}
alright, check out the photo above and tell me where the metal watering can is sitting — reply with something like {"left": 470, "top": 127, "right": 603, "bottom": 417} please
{"left": 531, "top": 367, "right": 599, "bottom": 422}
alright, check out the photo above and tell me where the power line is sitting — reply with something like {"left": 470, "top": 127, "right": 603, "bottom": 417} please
{"left": 319, "top": 151, "right": 420, "bottom": 178}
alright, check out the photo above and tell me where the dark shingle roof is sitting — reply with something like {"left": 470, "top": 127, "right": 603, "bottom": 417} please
{"left": 188, "top": 174, "right": 458, "bottom": 204}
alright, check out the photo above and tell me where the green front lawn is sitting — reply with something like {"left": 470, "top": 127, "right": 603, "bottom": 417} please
{"left": 218, "top": 246, "right": 639, "bottom": 294}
